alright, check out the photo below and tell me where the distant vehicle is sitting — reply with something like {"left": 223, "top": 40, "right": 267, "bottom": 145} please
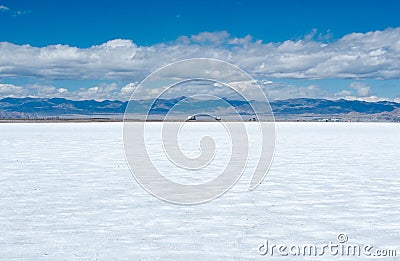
{"left": 249, "top": 117, "right": 257, "bottom": 121}
{"left": 186, "top": 115, "right": 196, "bottom": 121}
{"left": 186, "top": 114, "right": 221, "bottom": 121}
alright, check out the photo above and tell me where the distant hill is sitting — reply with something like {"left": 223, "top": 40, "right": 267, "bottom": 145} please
{"left": 1, "top": 97, "right": 400, "bottom": 121}
{"left": 271, "top": 98, "right": 400, "bottom": 114}
{"left": 0, "top": 97, "right": 126, "bottom": 116}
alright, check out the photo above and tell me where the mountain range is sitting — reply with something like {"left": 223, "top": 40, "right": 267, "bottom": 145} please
{"left": 1, "top": 97, "right": 400, "bottom": 122}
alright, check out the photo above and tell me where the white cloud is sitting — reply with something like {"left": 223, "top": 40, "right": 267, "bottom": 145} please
{"left": 73, "top": 83, "right": 122, "bottom": 100}
{"left": 190, "top": 31, "right": 230, "bottom": 45}
{"left": 264, "top": 82, "right": 329, "bottom": 101}
{"left": 1, "top": 80, "right": 398, "bottom": 103}
{"left": 1, "top": 28, "right": 400, "bottom": 82}
{"left": 0, "top": 40, "right": 139, "bottom": 80}
{"left": 349, "top": 82, "right": 371, "bottom": 97}
{"left": 0, "top": 83, "right": 28, "bottom": 97}
{"left": 334, "top": 90, "right": 352, "bottom": 97}
{"left": 341, "top": 95, "right": 392, "bottom": 103}
{"left": 2, "top": 28, "right": 400, "bottom": 101}
{"left": 120, "top": 82, "right": 138, "bottom": 96}
{"left": 0, "top": 82, "right": 145, "bottom": 101}
{"left": 0, "top": 5, "right": 9, "bottom": 11}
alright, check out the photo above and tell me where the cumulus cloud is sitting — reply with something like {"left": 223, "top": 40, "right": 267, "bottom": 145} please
{"left": 120, "top": 82, "right": 138, "bottom": 96}
{"left": 0, "top": 82, "right": 140, "bottom": 101}
{"left": 332, "top": 82, "right": 395, "bottom": 102}
{"left": 0, "top": 80, "right": 397, "bottom": 103}
{"left": 334, "top": 90, "right": 352, "bottom": 98}
{"left": 2, "top": 28, "right": 400, "bottom": 101}
{"left": 190, "top": 31, "right": 230, "bottom": 45}
{"left": 0, "top": 83, "right": 29, "bottom": 97}
{"left": 349, "top": 82, "right": 371, "bottom": 97}
{"left": 0, "top": 39, "right": 140, "bottom": 80}
{"left": 262, "top": 81, "right": 329, "bottom": 101}
{"left": 338, "top": 95, "right": 394, "bottom": 102}
{"left": 1, "top": 28, "right": 400, "bottom": 81}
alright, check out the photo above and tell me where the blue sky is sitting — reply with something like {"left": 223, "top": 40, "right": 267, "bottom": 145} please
{"left": 2, "top": 0, "right": 400, "bottom": 47}
{"left": 1, "top": 0, "right": 400, "bottom": 101}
